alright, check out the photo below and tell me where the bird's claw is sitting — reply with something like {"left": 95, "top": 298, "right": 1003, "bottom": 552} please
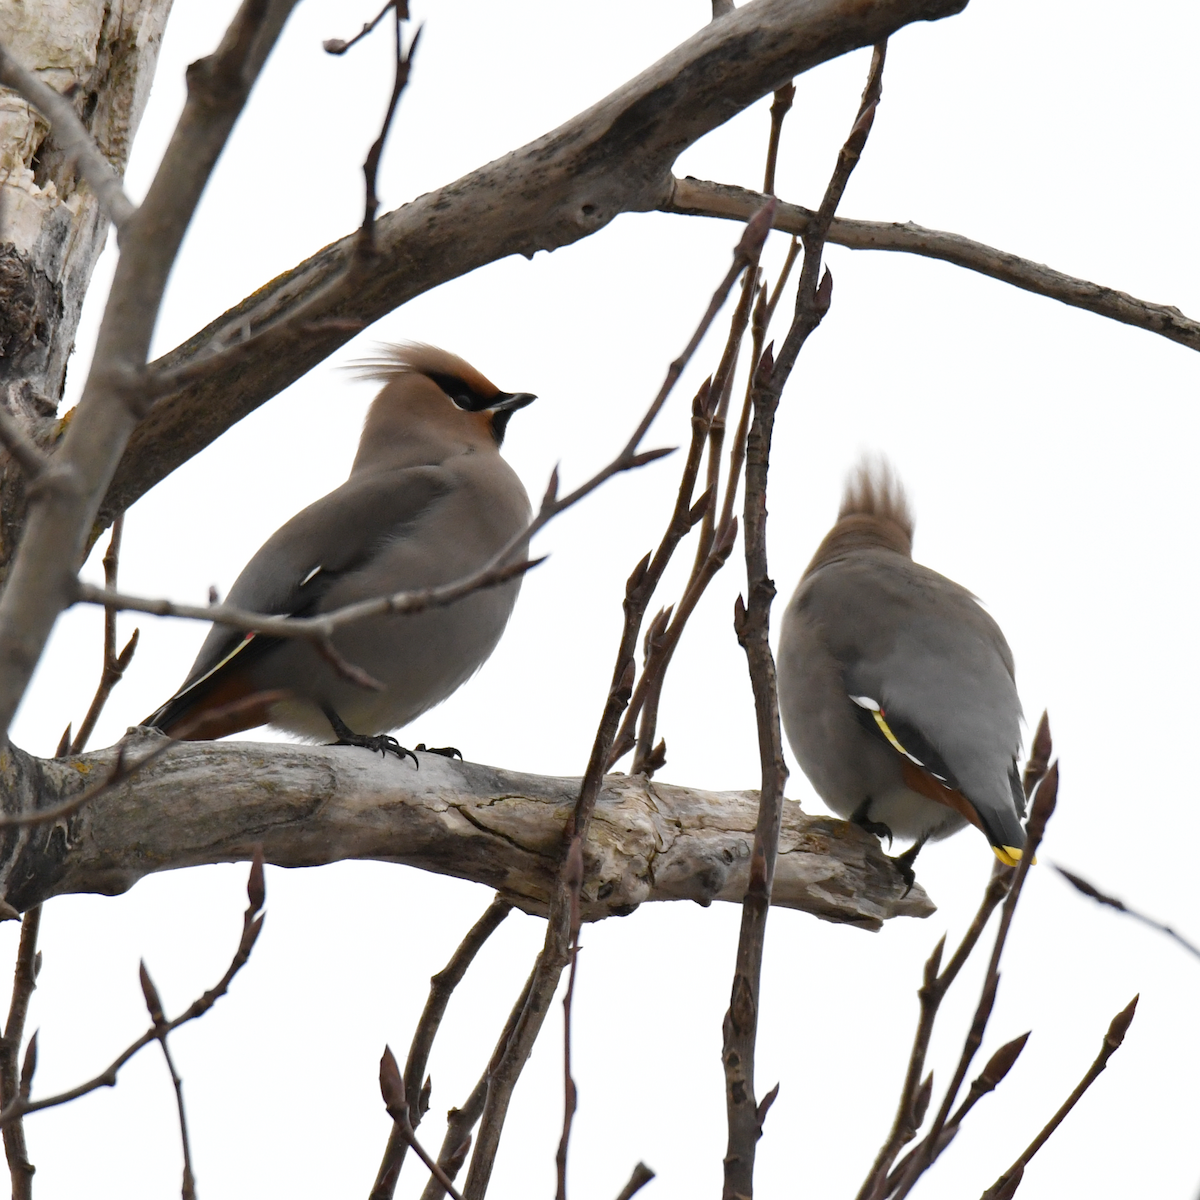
{"left": 415, "top": 743, "right": 463, "bottom": 760}
{"left": 333, "top": 731, "right": 418, "bottom": 767}
{"left": 889, "top": 841, "right": 924, "bottom": 897}
{"left": 323, "top": 708, "right": 418, "bottom": 766}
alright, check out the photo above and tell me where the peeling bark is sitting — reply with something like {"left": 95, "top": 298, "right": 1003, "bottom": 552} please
{"left": 0, "top": 733, "right": 933, "bottom": 929}
{"left": 0, "top": 0, "right": 173, "bottom": 572}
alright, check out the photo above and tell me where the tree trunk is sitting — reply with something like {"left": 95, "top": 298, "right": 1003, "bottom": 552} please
{"left": 0, "top": 0, "right": 173, "bottom": 576}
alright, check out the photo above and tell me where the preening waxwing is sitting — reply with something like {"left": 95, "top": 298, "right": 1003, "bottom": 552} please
{"left": 776, "top": 460, "right": 1027, "bottom": 883}
{"left": 144, "top": 344, "right": 535, "bottom": 759}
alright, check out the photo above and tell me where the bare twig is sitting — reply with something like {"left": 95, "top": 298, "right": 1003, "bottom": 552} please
{"left": 379, "top": 1046, "right": 464, "bottom": 1200}
{"left": 139, "top": 963, "right": 196, "bottom": 1199}
{"left": 0, "top": 409, "right": 50, "bottom": 480}
{"left": 555, "top": 840, "right": 584, "bottom": 1200}
{"left": 883, "top": 1030, "right": 1030, "bottom": 1197}
{"left": 617, "top": 85, "right": 801, "bottom": 774}
{"left": 0, "top": 907, "right": 41, "bottom": 1199}
{"left": 323, "top": 0, "right": 405, "bottom": 55}
{"left": 0, "top": 852, "right": 266, "bottom": 1129}
{"left": 858, "top": 865, "right": 1010, "bottom": 1200}
{"left": 356, "top": 9, "right": 419, "bottom": 255}
{"left": 0, "top": 692, "right": 288, "bottom": 830}
{"left": 463, "top": 204, "right": 773, "bottom": 1200}
{"left": 1054, "top": 866, "right": 1200, "bottom": 963}
{"left": 763, "top": 82, "right": 795, "bottom": 196}
{"left": 892, "top": 764, "right": 1059, "bottom": 1200}
{"left": 75, "top": 557, "right": 545, "bottom": 645}
{"left": 865, "top": 722, "right": 1056, "bottom": 1197}
{"left": 0, "top": 43, "right": 136, "bottom": 230}
{"left": 1022, "top": 711, "right": 1051, "bottom": 800}
{"left": 614, "top": 1163, "right": 656, "bottom": 1200}
{"left": 665, "top": 177, "right": 1200, "bottom": 353}
{"left": 370, "top": 896, "right": 513, "bottom": 1200}
{"left": 70, "top": 516, "right": 139, "bottom": 753}
{"left": 980, "top": 997, "right": 1138, "bottom": 1200}
{"left": 418, "top": 959, "right": 538, "bottom": 1200}
{"left": 721, "top": 43, "right": 886, "bottom": 1200}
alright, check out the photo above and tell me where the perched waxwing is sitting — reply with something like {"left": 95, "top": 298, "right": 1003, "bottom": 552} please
{"left": 144, "top": 344, "right": 535, "bottom": 759}
{"left": 776, "top": 460, "right": 1027, "bottom": 883}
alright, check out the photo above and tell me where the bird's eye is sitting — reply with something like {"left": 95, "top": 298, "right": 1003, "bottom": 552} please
{"left": 426, "top": 372, "right": 478, "bottom": 410}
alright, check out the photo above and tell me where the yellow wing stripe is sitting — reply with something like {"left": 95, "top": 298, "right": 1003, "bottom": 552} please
{"left": 872, "top": 709, "right": 911, "bottom": 757}
{"left": 993, "top": 845, "right": 1036, "bottom": 867}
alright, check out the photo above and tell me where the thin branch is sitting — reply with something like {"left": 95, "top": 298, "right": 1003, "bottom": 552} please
{"left": 1022, "top": 711, "right": 1052, "bottom": 800}
{"left": 463, "top": 203, "right": 773, "bottom": 1200}
{"left": 379, "top": 1047, "right": 464, "bottom": 1200}
{"left": 0, "top": 409, "right": 50, "bottom": 480}
{"left": 0, "top": 43, "right": 136, "bottom": 230}
{"left": 980, "top": 997, "right": 1138, "bottom": 1200}
{"left": 0, "top": 906, "right": 41, "bottom": 1199}
{"left": 1054, "top": 866, "right": 1200, "bottom": 963}
{"left": 139, "top": 963, "right": 196, "bottom": 1200}
{"left": 867, "top": 719, "right": 1054, "bottom": 1198}
{"left": 322, "top": 0, "right": 405, "bottom": 55}
{"left": 159, "top": 1037, "right": 196, "bottom": 1200}
{"left": 418, "top": 959, "right": 538, "bottom": 1200}
{"left": 356, "top": 11, "right": 419, "bottom": 255}
{"left": 618, "top": 91, "right": 798, "bottom": 773}
{"left": 762, "top": 82, "right": 795, "bottom": 196}
{"left": 70, "top": 515, "right": 139, "bottom": 753}
{"left": 857, "top": 866, "right": 1010, "bottom": 1200}
{"left": 76, "top": 556, "right": 546, "bottom": 645}
{"left": 883, "top": 1030, "right": 1030, "bottom": 1197}
{"left": 0, "top": 852, "right": 266, "bottom": 1129}
{"left": 370, "top": 896, "right": 513, "bottom": 1200}
{"left": 665, "top": 177, "right": 1200, "bottom": 353}
{"left": 891, "top": 765, "right": 1059, "bottom": 1200}
{"left": 721, "top": 43, "right": 886, "bottom": 1200}
{"left": 555, "top": 840, "right": 584, "bottom": 1200}
{"left": 614, "top": 1163, "right": 656, "bottom": 1200}
{"left": 0, "top": 692, "right": 288, "bottom": 830}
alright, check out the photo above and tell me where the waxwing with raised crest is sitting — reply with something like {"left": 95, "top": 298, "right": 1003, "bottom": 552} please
{"left": 776, "top": 459, "right": 1028, "bottom": 883}
{"left": 144, "top": 343, "right": 535, "bottom": 760}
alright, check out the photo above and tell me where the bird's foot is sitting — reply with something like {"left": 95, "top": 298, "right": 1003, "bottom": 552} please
{"left": 850, "top": 800, "right": 894, "bottom": 847}
{"left": 859, "top": 818, "right": 894, "bottom": 844}
{"left": 415, "top": 743, "right": 463, "bottom": 760}
{"left": 323, "top": 708, "right": 418, "bottom": 767}
{"left": 889, "top": 840, "right": 925, "bottom": 896}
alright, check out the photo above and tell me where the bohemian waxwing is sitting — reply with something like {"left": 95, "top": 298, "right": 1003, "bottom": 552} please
{"left": 144, "top": 344, "right": 535, "bottom": 759}
{"left": 776, "top": 460, "right": 1027, "bottom": 883}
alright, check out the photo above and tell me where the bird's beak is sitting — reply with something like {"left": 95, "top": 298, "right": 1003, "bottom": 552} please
{"left": 485, "top": 392, "right": 536, "bottom": 446}
{"left": 488, "top": 391, "right": 537, "bottom": 414}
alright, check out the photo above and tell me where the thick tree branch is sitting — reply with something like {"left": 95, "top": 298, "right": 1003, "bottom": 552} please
{"left": 0, "top": 735, "right": 933, "bottom": 927}
{"left": 84, "top": 0, "right": 970, "bottom": 535}
{"left": 665, "top": 177, "right": 1200, "bottom": 352}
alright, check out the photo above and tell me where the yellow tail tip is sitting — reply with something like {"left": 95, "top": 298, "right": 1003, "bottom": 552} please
{"left": 992, "top": 845, "right": 1036, "bottom": 867}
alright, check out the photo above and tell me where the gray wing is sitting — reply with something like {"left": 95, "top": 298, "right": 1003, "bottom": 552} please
{"left": 180, "top": 465, "right": 451, "bottom": 689}
{"left": 801, "top": 548, "right": 1026, "bottom": 845}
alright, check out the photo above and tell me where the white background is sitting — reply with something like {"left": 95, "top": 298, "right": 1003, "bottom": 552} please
{"left": 8, "top": 0, "right": 1200, "bottom": 1197}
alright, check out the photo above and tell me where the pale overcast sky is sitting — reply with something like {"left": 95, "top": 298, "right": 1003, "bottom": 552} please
{"left": 10, "top": 1, "right": 1200, "bottom": 1197}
